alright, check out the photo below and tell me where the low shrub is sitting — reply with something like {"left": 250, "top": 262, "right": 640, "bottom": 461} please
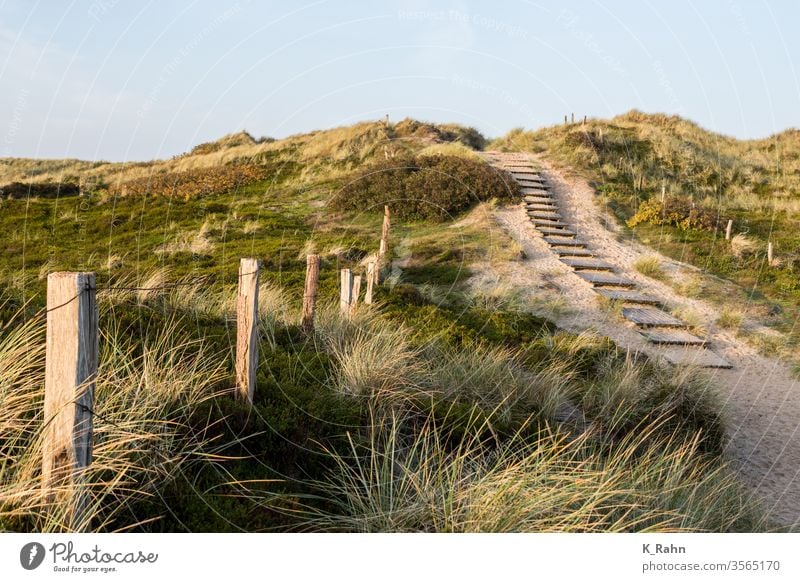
{"left": 108, "top": 164, "right": 265, "bottom": 200}
{"left": 330, "top": 154, "right": 520, "bottom": 221}
{"left": 627, "top": 197, "right": 723, "bottom": 232}
{"left": 0, "top": 181, "right": 80, "bottom": 199}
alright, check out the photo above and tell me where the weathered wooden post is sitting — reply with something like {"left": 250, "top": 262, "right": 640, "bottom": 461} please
{"left": 379, "top": 205, "right": 391, "bottom": 260}
{"left": 236, "top": 258, "right": 261, "bottom": 404}
{"left": 340, "top": 268, "right": 353, "bottom": 316}
{"left": 301, "top": 254, "right": 320, "bottom": 334}
{"left": 350, "top": 275, "right": 362, "bottom": 315}
{"left": 583, "top": 115, "right": 587, "bottom": 126}
{"left": 377, "top": 205, "right": 391, "bottom": 284}
{"left": 725, "top": 220, "right": 733, "bottom": 241}
{"left": 768, "top": 242, "right": 774, "bottom": 265}
{"left": 365, "top": 261, "right": 376, "bottom": 304}
{"left": 564, "top": 115, "right": 567, "bottom": 125}
{"left": 42, "top": 271, "right": 98, "bottom": 529}
{"left": 571, "top": 112, "right": 575, "bottom": 124}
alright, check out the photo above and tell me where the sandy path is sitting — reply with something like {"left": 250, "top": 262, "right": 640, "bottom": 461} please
{"left": 470, "top": 155, "right": 800, "bottom": 529}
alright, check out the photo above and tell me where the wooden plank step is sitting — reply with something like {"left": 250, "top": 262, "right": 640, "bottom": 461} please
{"left": 521, "top": 187, "right": 550, "bottom": 194}
{"left": 527, "top": 212, "right": 562, "bottom": 221}
{"left": 660, "top": 347, "right": 732, "bottom": 369}
{"left": 544, "top": 237, "right": 587, "bottom": 247}
{"left": 526, "top": 204, "right": 557, "bottom": 211}
{"left": 554, "top": 247, "right": 595, "bottom": 257}
{"left": 595, "top": 289, "right": 661, "bottom": 305}
{"left": 560, "top": 258, "right": 614, "bottom": 271}
{"left": 622, "top": 307, "right": 685, "bottom": 327}
{"left": 511, "top": 172, "right": 541, "bottom": 178}
{"left": 537, "top": 227, "right": 576, "bottom": 236}
{"left": 524, "top": 198, "right": 555, "bottom": 206}
{"left": 576, "top": 272, "right": 636, "bottom": 288}
{"left": 518, "top": 180, "right": 546, "bottom": 187}
{"left": 523, "top": 193, "right": 553, "bottom": 201}
{"left": 531, "top": 219, "right": 570, "bottom": 228}
{"left": 644, "top": 329, "right": 706, "bottom": 346}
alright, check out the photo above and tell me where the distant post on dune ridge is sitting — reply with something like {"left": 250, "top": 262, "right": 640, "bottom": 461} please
{"left": 725, "top": 219, "right": 733, "bottom": 241}
{"left": 42, "top": 271, "right": 98, "bottom": 530}
{"left": 236, "top": 258, "right": 261, "bottom": 404}
{"left": 340, "top": 268, "right": 353, "bottom": 316}
{"left": 768, "top": 242, "right": 774, "bottom": 265}
{"left": 301, "top": 254, "right": 320, "bottom": 334}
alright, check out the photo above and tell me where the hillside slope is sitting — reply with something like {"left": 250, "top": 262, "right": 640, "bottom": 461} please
{"left": 491, "top": 111, "right": 800, "bottom": 367}
{"left": 0, "top": 116, "right": 775, "bottom": 532}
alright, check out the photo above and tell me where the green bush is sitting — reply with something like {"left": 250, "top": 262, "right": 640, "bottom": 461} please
{"left": 0, "top": 181, "right": 80, "bottom": 198}
{"left": 330, "top": 154, "right": 520, "bottom": 221}
{"left": 627, "top": 197, "right": 723, "bottom": 231}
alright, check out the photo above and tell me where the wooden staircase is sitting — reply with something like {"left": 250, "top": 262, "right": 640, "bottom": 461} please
{"left": 482, "top": 151, "right": 731, "bottom": 369}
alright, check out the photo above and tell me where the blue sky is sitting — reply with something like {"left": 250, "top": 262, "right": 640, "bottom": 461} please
{"left": 1, "top": 0, "right": 798, "bottom": 161}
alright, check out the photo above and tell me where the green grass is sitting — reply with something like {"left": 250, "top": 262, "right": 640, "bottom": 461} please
{"left": 633, "top": 255, "right": 668, "bottom": 281}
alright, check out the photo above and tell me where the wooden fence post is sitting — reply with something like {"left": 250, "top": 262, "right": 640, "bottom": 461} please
{"left": 350, "top": 275, "right": 362, "bottom": 315}
{"left": 571, "top": 112, "right": 574, "bottom": 124}
{"left": 43, "top": 271, "right": 98, "bottom": 529}
{"left": 768, "top": 242, "right": 774, "bottom": 265}
{"left": 725, "top": 219, "right": 733, "bottom": 241}
{"left": 379, "top": 205, "right": 391, "bottom": 260}
{"left": 564, "top": 115, "right": 567, "bottom": 125}
{"left": 365, "top": 261, "right": 375, "bottom": 304}
{"left": 301, "top": 254, "right": 320, "bottom": 334}
{"left": 340, "top": 268, "right": 353, "bottom": 316}
{"left": 236, "top": 258, "right": 261, "bottom": 404}
{"left": 377, "top": 205, "right": 391, "bottom": 284}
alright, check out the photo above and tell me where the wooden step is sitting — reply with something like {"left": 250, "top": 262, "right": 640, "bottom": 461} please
{"left": 544, "top": 237, "right": 587, "bottom": 247}
{"left": 595, "top": 289, "right": 661, "bottom": 305}
{"left": 531, "top": 219, "right": 570, "bottom": 229}
{"left": 644, "top": 329, "right": 706, "bottom": 346}
{"left": 521, "top": 187, "right": 550, "bottom": 195}
{"left": 511, "top": 172, "right": 542, "bottom": 179}
{"left": 560, "top": 258, "right": 614, "bottom": 271}
{"left": 660, "top": 347, "right": 732, "bottom": 369}
{"left": 537, "top": 227, "right": 576, "bottom": 236}
{"left": 524, "top": 195, "right": 554, "bottom": 203}
{"left": 554, "top": 247, "right": 595, "bottom": 257}
{"left": 576, "top": 272, "right": 636, "bottom": 288}
{"left": 526, "top": 204, "right": 558, "bottom": 211}
{"left": 527, "top": 212, "right": 562, "bottom": 220}
{"left": 518, "top": 180, "right": 546, "bottom": 187}
{"left": 622, "top": 307, "right": 685, "bottom": 327}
